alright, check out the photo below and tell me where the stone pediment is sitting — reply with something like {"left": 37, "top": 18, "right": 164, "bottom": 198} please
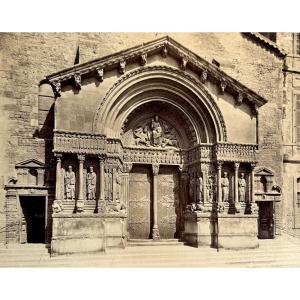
{"left": 46, "top": 36, "right": 267, "bottom": 108}
{"left": 255, "top": 167, "right": 274, "bottom": 176}
{"left": 15, "top": 159, "right": 45, "bottom": 169}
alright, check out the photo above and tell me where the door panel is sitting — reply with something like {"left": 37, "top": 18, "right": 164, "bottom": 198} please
{"left": 157, "top": 166, "right": 180, "bottom": 239}
{"left": 128, "top": 166, "right": 152, "bottom": 239}
{"left": 258, "top": 201, "right": 274, "bottom": 239}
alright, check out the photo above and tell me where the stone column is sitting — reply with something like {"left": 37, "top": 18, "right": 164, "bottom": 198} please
{"left": 77, "top": 154, "right": 85, "bottom": 212}
{"left": 52, "top": 153, "right": 63, "bottom": 213}
{"left": 250, "top": 163, "right": 258, "bottom": 214}
{"left": 201, "top": 163, "right": 208, "bottom": 204}
{"left": 98, "top": 155, "right": 105, "bottom": 202}
{"left": 152, "top": 164, "right": 160, "bottom": 240}
{"left": 122, "top": 163, "right": 133, "bottom": 208}
{"left": 234, "top": 162, "right": 241, "bottom": 213}
{"left": 217, "top": 161, "right": 223, "bottom": 203}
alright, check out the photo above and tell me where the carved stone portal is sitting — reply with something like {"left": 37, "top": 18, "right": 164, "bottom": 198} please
{"left": 132, "top": 115, "right": 179, "bottom": 148}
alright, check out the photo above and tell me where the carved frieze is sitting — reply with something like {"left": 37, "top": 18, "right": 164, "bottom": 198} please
{"left": 215, "top": 143, "right": 258, "bottom": 163}
{"left": 74, "top": 73, "right": 81, "bottom": 89}
{"left": 96, "top": 67, "right": 104, "bottom": 81}
{"left": 140, "top": 53, "right": 147, "bottom": 66}
{"left": 123, "top": 147, "right": 182, "bottom": 165}
{"left": 54, "top": 131, "right": 106, "bottom": 154}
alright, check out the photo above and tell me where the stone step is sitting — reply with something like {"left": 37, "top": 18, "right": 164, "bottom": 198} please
{"left": 127, "top": 239, "right": 184, "bottom": 247}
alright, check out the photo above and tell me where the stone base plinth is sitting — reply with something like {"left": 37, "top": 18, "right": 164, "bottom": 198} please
{"left": 217, "top": 214, "right": 259, "bottom": 249}
{"left": 51, "top": 213, "right": 127, "bottom": 256}
{"left": 184, "top": 212, "right": 217, "bottom": 248}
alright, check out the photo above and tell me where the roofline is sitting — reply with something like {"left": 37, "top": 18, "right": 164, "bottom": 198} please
{"left": 242, "top": 32, "right": 287, "bottom": 58}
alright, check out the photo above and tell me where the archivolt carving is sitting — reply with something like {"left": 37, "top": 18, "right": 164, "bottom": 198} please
{"left": 92, "top": 66, "right": 228, "bottom": 142}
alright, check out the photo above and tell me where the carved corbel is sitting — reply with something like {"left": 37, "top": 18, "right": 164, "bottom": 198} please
{"left": 96, "top": 67, "right": 104, "bottom": 82}
{"left": 252, "top": 104, "right": 258, "bottom": 116}
{"left": 52, "top": 80, "right": 61, "bottom": 97}
{"left": 119, "top": 60, "right": 126, "bottom": 74}
{"left": 180, "top": 57, "right": 188, "bottom": 71}
{"left": 200, "top": 70, "right": 208, "bottom": 84}
{"left": 74, "top": 73, "right": 81, "bottom": 89}
{"left": 219, "top": 79, "right": 227, "bottom": 94}
{"left": 236, "top": 92, "right": 244, "bottom": 105}
{"left": 140, "top": 53, "right": 147, "bottom": 66}
{"left": 161, "top": 44, "right": 168, "bottom": 58}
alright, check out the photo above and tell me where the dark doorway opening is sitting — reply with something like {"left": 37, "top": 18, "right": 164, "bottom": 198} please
{"left": 19, "top": 196, "right": 46, "bottom": 243}
{"left": 258, "top": 201, "right": 274, "bottom": 239}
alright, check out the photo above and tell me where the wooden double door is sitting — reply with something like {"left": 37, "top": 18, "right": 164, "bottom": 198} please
{"left": 128, "top": 165, "right": 181, "bottom": 239}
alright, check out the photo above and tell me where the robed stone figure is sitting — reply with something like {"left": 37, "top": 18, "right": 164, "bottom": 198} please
{"left": 221, "top": 172, "right": 229, "bottom": 202}
{"left": 87, "top": 166, "right": 97, "bottom": 200}
{"left": 64, "top": 165, "right": 75, "bottom": 200}
{"left": 196, "top": 174, "right": 203, "bottom": 203}
{"left": 238, "top": 173, "right": 246, "bottom": 203}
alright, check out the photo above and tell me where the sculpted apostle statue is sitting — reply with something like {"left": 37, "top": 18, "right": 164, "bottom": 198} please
{"left": 196, "top": 173, "right": 203, "bottom": 203}
{"left": 238, "top": 173, "right": 246, "bottom": 203}
{"left": 189, "top": 174, "right": 195, "bottom": 203}
{"left": 221, "top": 172, "right": 229, "bottom": 202}
{"left": 87, "top": 166, "right": 97, "bottom": 200}
{"left": 64, "top": 165, "right": 75, "bottom": 200}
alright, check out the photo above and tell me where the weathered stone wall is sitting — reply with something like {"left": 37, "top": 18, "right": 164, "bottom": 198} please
{"left": 0, "top": 32, "right": 284, "bottom": 243}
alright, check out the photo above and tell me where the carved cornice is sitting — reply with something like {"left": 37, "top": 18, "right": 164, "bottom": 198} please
{"left": 46, "top": 36, "right": 267, "bottom": 108}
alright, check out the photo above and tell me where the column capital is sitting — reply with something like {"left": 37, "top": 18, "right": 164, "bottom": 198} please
{"left": 217, "top": 161, "right": 223, "bottom": 169}
{"left": 122, "top": 163, "right": 133, "bottom": 173}
{"left": 152, "top": 164, "right": 160, "bottom": 176}
{"left": 250, "top": 162, "right": 257, "bottom": 170}
{"left": 54, "top": 153, "right": 63, "bottom": 161}
{"left": 234, "top": 162, "right": 240, "bottom": 170}
{"left": 98, "top": 154, "right": 107, "bottom": 162}
{"left": 77, "top": 154, "right": 85, "bottom": 162}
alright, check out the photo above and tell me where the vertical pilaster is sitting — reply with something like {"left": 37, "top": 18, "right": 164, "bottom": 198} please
{"left": 122, "top": 163, "right": 132, "bottom": 208}
{"left": 54, "top": 153, "right": 62, "bottom": 201}
{"left": 152, "top": 164, "right": 160, "bottom": 240}
{"left": 77, "top": 154, "right": 85, "bottom": 212}
{"left": 250, "top": 163, "right": 258, "bottom": 214}
{"left": 201, "top": 163, "right": 208, "bottom": 204}
{"left": 37, "top": 169, "right": 44, "bottom": 186}
{"left": 98, "top": 155, "right": 105, "bottom": 202}
{"left": 234, "top": 162, "right": 240, "bottom": 203}
{"left": 217, "top": 161, "right": 223, "bottom": 203}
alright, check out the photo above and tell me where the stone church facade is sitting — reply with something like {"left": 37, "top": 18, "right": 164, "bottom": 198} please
{"left": 0, "top": 32, "right": 298, "bottom": 255}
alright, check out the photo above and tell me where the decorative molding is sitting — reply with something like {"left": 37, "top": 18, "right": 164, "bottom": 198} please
{"left": 93, "top": 65, "right": 228, "bottom": 142}
{"left": 15, "top": 159, "right": 45, "bottom": 169}
{"left": 46, "top": 36, "right": 267, "bottom": 108}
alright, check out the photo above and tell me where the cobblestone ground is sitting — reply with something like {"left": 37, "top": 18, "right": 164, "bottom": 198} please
{"left": 1, "top": 235, "right": 300, "bottom": 267}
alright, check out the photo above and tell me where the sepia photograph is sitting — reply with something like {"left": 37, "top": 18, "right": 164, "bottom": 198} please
{"left": 0, "top": 2, "right": 300, "bottom": 300}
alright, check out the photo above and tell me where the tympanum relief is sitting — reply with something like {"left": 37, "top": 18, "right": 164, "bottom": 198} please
{"left": 130, "top": 115, "right": 179, "bottom": 148}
